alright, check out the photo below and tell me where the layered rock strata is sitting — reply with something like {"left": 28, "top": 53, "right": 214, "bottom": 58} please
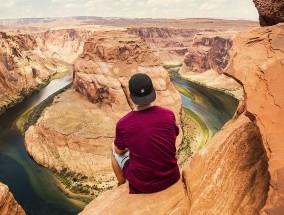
{"left": 253, "top": 0, "right": 284, "bottom": 26}
{"left": 25, "top": 30, "right": 182, "bottom": 196}
{"left": 127, "top": 27, "right": 197, "bottom": 63}
{"left": 0, "top": 183, "right": 25, "bottom": 215}
{"left": 0, "top": 31, "right": 69, "bottom": 115}
{"left": 183, "top": 31, "right": 235, "bottom": 73}
{"left": 33, "top": 29, "right": 95, "bottom": 64}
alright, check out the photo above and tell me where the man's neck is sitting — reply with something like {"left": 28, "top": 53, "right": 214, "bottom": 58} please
{"left": 134, "top": 103, "right": 153, "bottom": 111}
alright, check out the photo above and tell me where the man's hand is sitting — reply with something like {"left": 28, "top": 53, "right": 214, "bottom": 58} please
{"left": 114, "top": 145, "right": 128, "bottom": 154}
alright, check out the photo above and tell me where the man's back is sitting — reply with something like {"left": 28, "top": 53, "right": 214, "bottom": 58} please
{"left": 114, "top": 106, "right": 180, "bottom": 193}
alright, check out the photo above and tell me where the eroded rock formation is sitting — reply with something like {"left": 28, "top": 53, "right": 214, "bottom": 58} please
{"left": 127, "top": 27, "right": 196, "bottom": 63}
{"left": 0, "top": 183, "right": 25, "bottom": 215}
{"left": 33, "top": 29, "right": 95, "bottom": 64}
{"left": 253, "top": 0, "right": 284, "bottom": 26}
{"left": 183, "top": 31, "right": 234, "bottom": 73}
{"left": 0, "top": 31, "right": 69, "bottom": 115}
{"left": 25, "top": 30, "right": 182, "bottom": 196}
{"left": 184, "top": 114, "right": 269, "bottom": 214}
{"left": 225, "top": 23, "right": 284, "bottom": 214}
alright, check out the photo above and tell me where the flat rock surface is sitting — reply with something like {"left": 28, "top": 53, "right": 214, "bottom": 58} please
{"left": 79, "top": 180, "right": 189, "bottom": 215}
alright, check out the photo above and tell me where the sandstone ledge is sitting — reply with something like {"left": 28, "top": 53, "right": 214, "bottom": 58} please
{"left": 79, "top": 180, "right": 189, "bottom": 215}
{"left": 0, "top": 183, "right": 25, "bottom": 215}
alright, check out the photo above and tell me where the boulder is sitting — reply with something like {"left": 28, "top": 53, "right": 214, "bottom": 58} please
{"left": 253, "top": 0, "right": 284, "bottom": 26}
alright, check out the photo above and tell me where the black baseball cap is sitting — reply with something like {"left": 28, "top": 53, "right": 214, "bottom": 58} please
{"left": 129, "top": 73, "right": 156, "bottom": 105}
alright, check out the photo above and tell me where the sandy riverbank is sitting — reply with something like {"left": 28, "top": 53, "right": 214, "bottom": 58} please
{"left": 177, "top": 107, "right": 210, "bottom": 169}
{"left": 179, "top": 69, "right": 243, "bottom": 100}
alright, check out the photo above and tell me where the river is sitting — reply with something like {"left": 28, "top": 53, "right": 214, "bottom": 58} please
{"left": 171, "top": 78, "right": 239, "bottom": 135}
{"left": 0, "top": 73, "right": 83, "bottom": 215}
{"left": 0, "top": 75, "right": 239, "bottom": 215}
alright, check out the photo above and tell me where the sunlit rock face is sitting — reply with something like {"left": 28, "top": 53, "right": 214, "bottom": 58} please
{"left": 253, "top": 0, "right": 284, "bottom": 26}
{"left": 0, "top": 183, "right": 25, "bottom": 215}
{"left": 225, "top": 23, "right": 284, "bottom": 214}
{"left": 183, "top": 31, "right": 235, "bottom": 73}
{"left": 79, "top": 180, "right": 189, "bottom": 215}
{"left": 0, "top": 31, "right": 61, "bottom": 114}
{"left": 73, "top": 30, "right": 181, "bottom": 120}
{"left": 25, "top": 30, "right": 182, "bottom": 196}
{"left": 183, "top": 114, "right": 270, "bottom": 215}
{"left": 33, "top": 29, "right": 95, "bottom": 64}
{"left": 127, "top": 27, "right": 196, "bottom": 63}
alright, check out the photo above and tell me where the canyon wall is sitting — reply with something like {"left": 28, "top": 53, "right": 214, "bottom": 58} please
{"left": 127, "top": 27, "right": 197, "bottom": 63}
{"left": 33, "top": 29, "right": 95, "bottom": 64}
{"left": 25, "top": 30, "right": 182, "bottom": 196}
{"left": 0, "top": 28, "right": 97, "bottom": 115}
{"left": 79, "top": 20, "right": 284, "bottom": 215}
{"left": 225, "top": 23, "right": 284, "bottom": 214}
{"left": 183, "top": 31, "right": 234, "bottom": 73}
{"left": 0, "top": 183, "right": 25, "bottom": 215}
{"left": 0, "top": 31, "right": 62, "bottom": 114}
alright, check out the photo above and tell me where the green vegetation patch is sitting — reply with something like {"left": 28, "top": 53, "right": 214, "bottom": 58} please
{"left": 15, "top": 83, "right": 72, "bottom": 134}
{"left": 162, "top": 63, "right": 183, "bottom": 70}
{"left": 50, "top": 167, "right": 113, "bottom": 200}
{"left": 163, "top": 63, "right": 183, "bottom": 78}
{"left": 177, "top": 107, "right": 210, "bottom": 168}
{"left": 183, "top": 108, "right": 209, "bottom": 150}
{"left": 15, "top": 106, "right": 36, "bottom": 134}
{"left": 174, "top": 84, "right": 195, "bottom": 100}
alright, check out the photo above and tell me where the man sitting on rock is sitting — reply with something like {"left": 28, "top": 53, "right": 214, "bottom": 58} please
{"left": 111, "top": 73, "right": 180, "bottom": 193}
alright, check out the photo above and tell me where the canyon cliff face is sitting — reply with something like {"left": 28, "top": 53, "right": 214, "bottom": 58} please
{"left": 0, "top": 28, "right": 97, "bottom": 115}
{"left": 0, "top": 183, "right": 25, "bottom": 215}
{"left": 73, "top": 30, "right": 181, "bottom": 117}
{"left": 183, "top": 32, "right": 234, "bottom": 73}
{"left": 25, "top": 30, "right": 182, "bottom": 196}
{"left": 184, "top": 113, "right": 269, "bottom": 214}
{"left": 225, "top": 23, "right": 284, "bottom": 214}
{"left": 127, "top": 27, "right": 197, "bottom": 63}
{"left": 253, "top": 0, "right": 284, "bottom": 26}
{"left": 0, "top": 31, "right": 62, "bottom": 114}
{"left": 33, "top": 29, "right": 95, "bottom": 64}
{"left": 79, "top": 22, "right": 284, "bottom": 215}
